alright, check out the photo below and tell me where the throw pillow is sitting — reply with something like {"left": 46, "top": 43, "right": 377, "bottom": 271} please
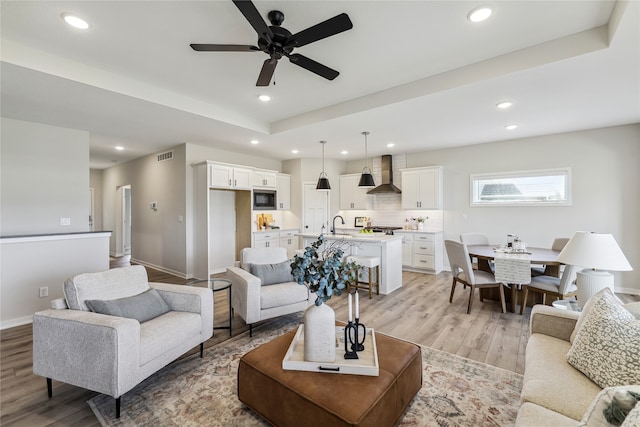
{"left": 566, "top": 288, "right": 640, "bottom": 388}
{"left": 85, "top": 288, "right": 171, "bottom": 323}
{"left": 579, "top": 386, "right": 640, "bottom": 427}
{"left": 571, "top": 287, "right": 625, "bottom": 343}
{"left": 249, "top": 261, "right": 294, "bottom": 286}
{"left": 621, "top": 402, "right": 640, "bottom": 427}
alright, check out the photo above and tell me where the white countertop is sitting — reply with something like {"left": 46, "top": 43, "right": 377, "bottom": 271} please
{"left": 297, "top": 232, "right": 403, "bottom": 243}
{"left": 393, "top": 229, "right": 443, "bottom": 233}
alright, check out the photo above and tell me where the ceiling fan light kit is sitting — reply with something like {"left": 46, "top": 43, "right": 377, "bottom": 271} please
{"left": 191, "top": 0, "right": 353, "bottom": 87}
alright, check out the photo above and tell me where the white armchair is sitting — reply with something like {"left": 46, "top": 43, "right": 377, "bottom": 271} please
{"left": 226, "top": 247, "right": 312, "bottom": 336}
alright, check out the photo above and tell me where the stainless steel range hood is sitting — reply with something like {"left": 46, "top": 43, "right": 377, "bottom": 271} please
{"left": 367, "top": 155, "right": 401, "bottom": 194}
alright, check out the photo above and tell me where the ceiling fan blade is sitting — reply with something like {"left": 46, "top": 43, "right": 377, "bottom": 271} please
{"left": 287, "top": 53, "right": 339, "bottom": 81}
{"left": 256, "top": 58, "right": 277, "bottom": 86}
{"left": 287, "top": 13, "right": 353, "bottom": 48}
{"left": 190, "top": 44, "right": 258, "bottom": 52}
{"left": 232, "top": 0, "right": 274, "bottom": 40}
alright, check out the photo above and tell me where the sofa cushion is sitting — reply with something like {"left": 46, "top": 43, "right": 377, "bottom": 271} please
{"left": 515, "top": 402, "right": 578, "bottom": 427}
{"left": 579, "top": 386, "right": 640, "bottom": 427}
{"left": 566, "top": 288, "right": 640, "bottom": 388}
{"left": 624, "top": 302, "right": 640, "bottom": 319}
{"left": 139, "top": 311, "right": 202, "bottom": 366}
{"left": 260, "top": 282, "right": 309, "bottom": 310}
{"left": 522, "top": 333, "right": 601, "bottom": 420}
{"left": 86, "top": 288, "right": 171, "bottom": 323}
{"left": 622, "top": 402, "right": 640, "bottom": 427}
{"left": 249, "top": 261, "right": 294, "bottom": 286}
{"left": 64, "top": 265, "right": 150, "bottom": 311}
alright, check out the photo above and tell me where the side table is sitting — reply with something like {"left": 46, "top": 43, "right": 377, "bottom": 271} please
{"left": 552, "top": 298, "right": 581, "bottom": 312}
{"left": 187, "top": 278, "right": 232, "bottom": 336}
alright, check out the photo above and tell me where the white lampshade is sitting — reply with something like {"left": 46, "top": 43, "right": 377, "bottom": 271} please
{"left": 556, "top": 231, "right": 633, "bottom": 271}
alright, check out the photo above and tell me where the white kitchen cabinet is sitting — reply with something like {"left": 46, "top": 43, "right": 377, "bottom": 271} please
{"left": 254, "top": 169, "right": 277, "bottom": 189}
{"left": 395, "top": 232, "right": 414, "bottom": 267}
{"left": 279, "top": 229, "right": 299, "bottom": 258}
{"left": 209, "top": 163, "right": 253, "bottom": 190}
{"left": 339, "top": 174, "right": 369, "bottom": 210}
{"left": 276, "top": 173, "right": 291, "bottom": 210}
{"left": 253, "top": 231, "right": 279, "bottom": 249}
{"left": 400, "top": 166, "right": 443, "bottom": 210}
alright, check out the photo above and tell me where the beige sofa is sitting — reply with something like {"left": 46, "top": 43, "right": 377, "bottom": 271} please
{"left": 517, "top": 300, "right": 640, "bottom": 426}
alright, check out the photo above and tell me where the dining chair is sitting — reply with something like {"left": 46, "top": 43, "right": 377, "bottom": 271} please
{"left": 530, "top": 237, "right": 570, "bottom": 277}
{"left": 445, "top": 240, "right": 506, "bottom": 314}
{"left": 520, "top": 264, "right": 578, "bottom": 315}
{"left": 460, "top": 233, "right": 493, "bottom": 272}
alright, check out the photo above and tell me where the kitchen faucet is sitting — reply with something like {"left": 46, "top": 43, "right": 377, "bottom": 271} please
{"left": 331, "top": 215, "right": 345, "bottom": 234}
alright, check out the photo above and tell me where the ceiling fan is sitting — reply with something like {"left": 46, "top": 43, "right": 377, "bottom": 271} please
{"left": 190, "top": 0, "right": 353, "bottom": 86}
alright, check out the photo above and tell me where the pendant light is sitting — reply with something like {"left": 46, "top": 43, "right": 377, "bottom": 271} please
{"left": 316, "top": 140, "right": 331, "bottom": 191}
{"left": 358, "top": 131, "right": 376, "bottom": 187}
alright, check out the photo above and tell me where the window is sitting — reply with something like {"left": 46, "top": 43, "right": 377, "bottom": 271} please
{"left": 471, "top": 168, "right": 571, "bottom": 206}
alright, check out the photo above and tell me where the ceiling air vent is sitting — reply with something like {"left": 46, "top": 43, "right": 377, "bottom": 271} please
{"left": 157, "top": 150, "right": 174, "bottom": 162}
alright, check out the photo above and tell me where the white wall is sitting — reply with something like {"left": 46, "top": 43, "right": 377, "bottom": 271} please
{"left": 406, "top": 124, "right": 639, "bottom": 293}
{"left": 1, "top": 118, "right": 90, "bottom": 235}
{"left": 90, "top": 169, "right": 104, "bottom": 230}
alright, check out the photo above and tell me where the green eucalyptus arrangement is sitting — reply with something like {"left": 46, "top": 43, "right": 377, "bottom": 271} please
{"left": 291, "top": 235, "right": 358, "bottom": 306}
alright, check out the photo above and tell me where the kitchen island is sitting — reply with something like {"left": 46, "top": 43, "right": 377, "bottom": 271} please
{"left": 297, "top": 233, "right": 403, "bottom": 295}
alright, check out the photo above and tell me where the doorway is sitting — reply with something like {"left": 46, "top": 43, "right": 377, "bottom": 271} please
{"left": 115, "top": 185, "right": 131, "bottom": 257}
{"left": 303, "top": 182, "right": 329, "bottom": 235}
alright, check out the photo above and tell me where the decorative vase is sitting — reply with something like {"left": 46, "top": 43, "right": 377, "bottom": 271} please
{"left": 303, "top": 303, "right": 336, "bottom": 362}
{"left": 417, "top": 222, "right": 424, "bottom": 230}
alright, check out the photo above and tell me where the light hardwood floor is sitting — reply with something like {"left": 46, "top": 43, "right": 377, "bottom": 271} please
{"left": 2, "top": 257, "right": 638, "bottom": 426}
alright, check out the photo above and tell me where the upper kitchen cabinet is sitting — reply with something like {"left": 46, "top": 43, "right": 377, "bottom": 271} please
{"left": 339, "top": 174, "right": 369, "bottom": 210}
{"left": 401, "top": 166, "right": 443, "bottom": 210}
{"left": 209, "top": 163, "right": 253, "bottom": 190}
{"left": 276, "top": 173, "right": 291, "bottom": 210}
{"left": 254, "top": 169, "right": 277, "bottom": 189}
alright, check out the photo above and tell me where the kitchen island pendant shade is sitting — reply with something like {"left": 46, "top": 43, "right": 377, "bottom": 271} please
{"left": 316, "top": 141, "right": 331, "bottom": 191}
{"left": 359, "top": 131, "right": 376, "bottom": 188}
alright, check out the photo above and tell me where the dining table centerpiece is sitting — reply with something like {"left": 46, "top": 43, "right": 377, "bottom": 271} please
{"left": 291, "top": 235, "right": 358, "bottom": 362}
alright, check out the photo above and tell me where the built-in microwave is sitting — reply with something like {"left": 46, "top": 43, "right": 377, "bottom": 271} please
{"left": 253, "top": 190, "right": 277, "bottom": 210}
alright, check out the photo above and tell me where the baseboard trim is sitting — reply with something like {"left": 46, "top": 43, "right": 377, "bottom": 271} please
{"left": 130, "top": 258, "right": 189, "bottom": 279}
{"left": 1, "top": 315, "right": 33, "bottom": 330}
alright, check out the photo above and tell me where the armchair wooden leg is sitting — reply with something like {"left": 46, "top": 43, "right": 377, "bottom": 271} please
{"left": 249, "top": 324, "right": 253, "bottom": 337}
{"left": 116, "top": 397, "right": 121, "bottom": 418}
{"left": 47, "top": 377, "right": 52, "bottom": 398}
{"left": 200, "top": 343, "right": 204, "bottom": 358}
{"left": 499, "top": 284, "right": 506, "bottom": 314}
{"left": 449, "top": 278, "right": 457, "bottom": 303}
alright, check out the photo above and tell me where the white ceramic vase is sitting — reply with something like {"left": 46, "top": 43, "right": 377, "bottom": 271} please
{"left": 417, "top": 222, "right": 424, "bottom": 230}
{"left": 303, "top": 303, "right": 336, "bottom": 363}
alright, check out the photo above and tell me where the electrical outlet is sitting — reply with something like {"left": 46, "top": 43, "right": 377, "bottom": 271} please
{"left": 60, "top": 217, "right": 71, "bottom": 226}
{"left": 39, "top": 287, "right": 49, "bottom": 298}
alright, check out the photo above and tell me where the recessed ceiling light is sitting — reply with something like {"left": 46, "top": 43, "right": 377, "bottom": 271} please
{"left": 250, "top": 139, "right": 260, "bottom": 145}
{"left": 115, "top": 146, "right": 124, "bottom": 151}
{"left": 341, "top": 150, "right": 348, "bottom": 155}
{"left": 291, "top": 149, "right": 299, "bottom": 154}
{"left": 505, "top": 124, "right": 518, "bottom": 130}
{"left": 62, "top": 13, "right": 90, "bottom": 29}
{"left": 258, "top": 95, "right": 271, "bottom": 102}
{"left": 496, "top": 101, "right": 513, "bottom": 109}
{"left": 467, "top": 6, "right": 493, "bottom": 23}
{"left": 386, "top": 143, "right": 395, "bottom": 148}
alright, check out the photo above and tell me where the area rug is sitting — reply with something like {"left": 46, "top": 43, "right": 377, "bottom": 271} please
{"left": 89, "top": 313, "right": 523, "bottom": 426}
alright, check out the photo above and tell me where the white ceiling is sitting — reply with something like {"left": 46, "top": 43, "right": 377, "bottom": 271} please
{"left": 1, "top": 1, "right": 638, "bottom": 169}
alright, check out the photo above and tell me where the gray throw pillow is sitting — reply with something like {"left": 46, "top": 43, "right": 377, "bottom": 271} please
{"left": 85, "top": 288, "right": 171, "bottom": 323}
{"left": 249, "top": 261, "right": 294, "bottom": 286}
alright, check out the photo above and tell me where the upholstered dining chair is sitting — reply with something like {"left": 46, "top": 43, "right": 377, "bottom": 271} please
{"left": 530, "top": 237, "right": 570, "bottom": 277}
{"left": 520, "top": 264, "right": 578, "bottom": 315}
{"left": 445, "top": 240, "right": 506, "bottom": 314}
{"left": 460, "top": 233, "right": 493, "bottom": 272}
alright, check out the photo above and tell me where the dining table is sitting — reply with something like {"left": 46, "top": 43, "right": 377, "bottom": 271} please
{"left": 466, "top": 245, "right": 563, "bottom": 313}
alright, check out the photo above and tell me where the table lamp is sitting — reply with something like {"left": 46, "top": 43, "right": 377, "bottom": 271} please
{"left": 556, "top": 231, "right": 633, "bottom": 307}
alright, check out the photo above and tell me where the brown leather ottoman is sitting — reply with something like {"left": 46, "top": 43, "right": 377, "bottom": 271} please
{"left": 238, "top": 328, "right": 422, "bottom": 426}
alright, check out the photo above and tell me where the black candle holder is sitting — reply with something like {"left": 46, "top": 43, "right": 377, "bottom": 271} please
{"left": 353, "top": 318, "right": 366, "bottom": 352}
{"left": 344, "top": 321, "right": 359, "bottom": 359}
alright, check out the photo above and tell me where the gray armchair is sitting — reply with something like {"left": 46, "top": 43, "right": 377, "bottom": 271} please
{"left": 32, "top": 265, "right": 213, "bottom": 418}
{"left": 226, "top": 247, "right": 311, "bottom": 336}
